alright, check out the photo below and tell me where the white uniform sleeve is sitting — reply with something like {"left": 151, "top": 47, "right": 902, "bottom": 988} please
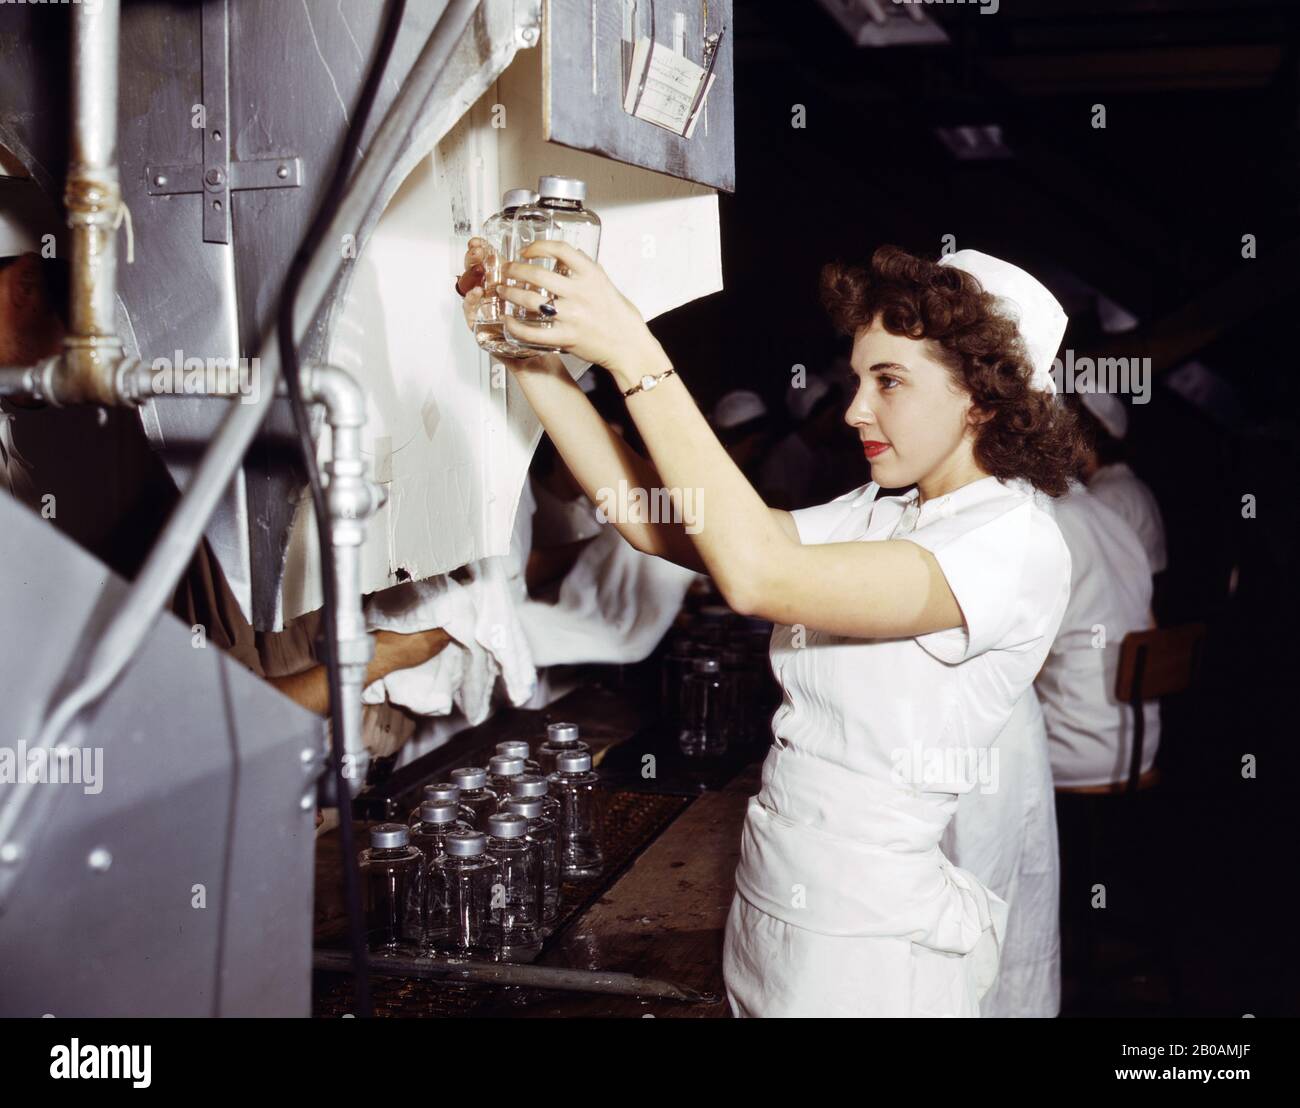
{"left": 898, "top": 496, "right": 1071, "bottom": 664}
{"left": 788, "top": 482, "right": 876, "bottom": 546}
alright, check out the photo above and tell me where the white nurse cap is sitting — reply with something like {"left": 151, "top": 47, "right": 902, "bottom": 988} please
{"left": 1080, "top": 390, "right": 1128, "bottom": 439}
{"left": 937, "top": 249, "right": 1068, "bottom": 394}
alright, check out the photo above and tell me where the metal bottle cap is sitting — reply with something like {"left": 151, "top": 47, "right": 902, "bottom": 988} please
{"left": 694, "top": 657, "right": 721, "bottom": 673}
{"left": 488, "top": 755, "right": 525, "bottom": 777}
{"left": 510, "top": 774, "right": 550, "bottom": 798}
{"left": 485, "top": 812, "right": 528, "bottom": 839}
{"left": 545, "top": 722, "right": 580, "bottom": 745}
{"left": 418, "top": 801, "right": 460, "bottom": 825}
{"left": 555, "top": 751, "right": 593, "bottom": 773}
{"left": 496, "top": 741, "right": 531, "bottom": 759}
{"left": 536, "top": 175, "right": 586, "bottom": 202}
{"left": 369, "top": 823, "right": 409, "bottom": 849}
{"left": 507, "top": 798, "right": 544, "bottom": 819}
{"left": 502, "top": 188, "right": 538, "bottom": 209}
{"left": 444, "top": 830, "right": 487, "bottom": 857}
{"left": 450, "top": 766, "right": 488, "bottom": 790}
{"left": 422, "top": 782, "right": 460, "bottom": 803}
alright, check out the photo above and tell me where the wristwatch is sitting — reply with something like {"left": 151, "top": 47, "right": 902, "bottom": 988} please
{"left": 622, "top": 367, "right": 676, "bottom": 398}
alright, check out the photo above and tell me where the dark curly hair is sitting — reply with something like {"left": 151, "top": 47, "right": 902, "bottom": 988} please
{"left": 819, "top": 245, "right": 1085, "bottom": 497}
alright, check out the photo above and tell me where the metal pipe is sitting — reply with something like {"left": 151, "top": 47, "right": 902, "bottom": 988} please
{"left": 0, "top": 0, "right": 486, "bottom": 901}
{"left": 62, "top": 0, "right": 128, "bottom": 406}
{"left": 304, "top": 363, "right": 387, "bottom": 792}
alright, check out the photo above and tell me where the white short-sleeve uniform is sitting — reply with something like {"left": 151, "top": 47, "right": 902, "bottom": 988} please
{"left": 1087, "top": 462, "right": 1166, "bottom": 574}
{"left": 722, "top": 476, "right": 1071, "bottom": 1017}
{"left": 1037, "top": 482, "right": 1160, "bottom": 787}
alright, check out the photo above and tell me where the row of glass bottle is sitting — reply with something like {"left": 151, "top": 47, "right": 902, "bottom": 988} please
{"left": 661, "top": 607, "right": 780, "bottom": 757}
{"left": 473, "top": 175, "right": 601, "bottom": 357}
{"left": 359, "top": 723, "right": 604, "bottom": 960}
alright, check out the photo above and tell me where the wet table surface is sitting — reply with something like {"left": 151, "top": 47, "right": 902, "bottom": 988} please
{"left": 313, "top": 682, "right": 761, "bottom": 1018}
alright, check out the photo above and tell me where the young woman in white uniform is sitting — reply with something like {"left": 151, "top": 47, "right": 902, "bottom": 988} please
{"left": 456, "top": 239, "right": 1080, "bottom": 1017}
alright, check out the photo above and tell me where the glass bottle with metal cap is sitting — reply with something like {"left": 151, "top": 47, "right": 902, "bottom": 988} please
{"left": 433, "top": 830, "right": 501, "bottom": 957}
{"left": 486, "top": 754, "right": 527, "bottom": 801}
{"left": 410, "top": 802, "right": 470, "bottom": 952}
{"left": 484, "top": 812, "right": 543, "bottom": 960}
{"left": 536, "top": 721, "right": 590, "bottom": 778}
{"left": 448, "top": 766, "right": 498, "bottom": 829}
{"left": 359, "top": 823, "right": 425, "bottom": 954}
{"left": 406, "top": 781, "right": 460, "bottom": 827}
{"left": 549, "top": 750, "right": 605, "bottom": 878}
{"left": 474, "top": 187, "right": 539, "bottom": 355}
{"left": 495, "top": 740, "right": 542, "bottom": 775}
{"left": 505, "top": 796, "right": 560, "bottom": 925}
{"left": 505, "top": 773, "right": 562, "bottom": 824}
{"left": 679, "top": 656, "right": 725, "bottom": 757}
{"left": 501, "top": 175, "right": 602, "bottom": 353}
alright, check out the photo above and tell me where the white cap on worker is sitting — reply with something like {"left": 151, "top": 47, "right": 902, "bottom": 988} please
{"left": 788, "top": 374, "right": 831, "bottom": 421}
{"left": 1080, "top": 390, "right": 1128, "bottom": 440}
{"left": 712, "top": 389, "right": 767, "bottom": 430}
{"left": 937, "top": 249, "right": 1069, "bottom": 394}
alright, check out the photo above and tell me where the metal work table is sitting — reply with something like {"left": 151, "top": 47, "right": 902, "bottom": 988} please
{"left": 312, "top": 677, "right": 762, "bottom": 1018}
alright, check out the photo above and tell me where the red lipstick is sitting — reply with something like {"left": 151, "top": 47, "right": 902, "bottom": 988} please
{"left": 863, "top": 441, "right": 890, "bottom": 459}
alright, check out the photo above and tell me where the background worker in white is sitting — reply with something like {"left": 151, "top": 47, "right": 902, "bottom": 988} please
{"left": 1075, "top": 391, "right": 1167, "bottom": 575}
{"left": 459, "top": 239, "right": 1079, "bottom": 1016}
{"left": 1037, "top": 480, "right": 1161, "bottom": 787}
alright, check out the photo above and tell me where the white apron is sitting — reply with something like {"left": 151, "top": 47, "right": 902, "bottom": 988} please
{"left": 722, "top": 477, "right": 1071, "bottom": 1018}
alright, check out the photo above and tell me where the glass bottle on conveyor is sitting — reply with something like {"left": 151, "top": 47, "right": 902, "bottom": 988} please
{"left": 434, "top": 830, "right": 501, "bottom": 958}
{"left": 536, "top": 721, "right": 590, "bottom": 778}
{"left": 549, "top": 750, "right": 605, "bottom": 879}
{"left": 407, "top": 781, "right": 460, "bottom": 827}
{"left": 487, "top": 754, "right": 527, "bottom": 801}
{"left": 484, "top": 812, "right": 543, "bottom": 960}
{"left": 359, "top": 823, "right": 425, "bottom": 955}
{"left": 473, "top": 187, "right": 538, "bottom": 356}
{"left": 505, "top": 773, "right": 562, "bottom": 824}
{"left": 409, "top": 801, "right": 468, "bottom": 953}
{"left": 448, "top": 766, "right": 498, "bottom": 829}
{"left": 679, "top": 656, "right": 725, "bottom": 757}
{"left": 506, "top": 796, "right": 561, "bottom": 926}
{"left": 495, "top": 740, "right": 542, "bottom": 775}
{"left": 499, "top": 175, "right": 602, "bottom": 354}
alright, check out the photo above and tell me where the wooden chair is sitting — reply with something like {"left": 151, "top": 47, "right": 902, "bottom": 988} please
{"left": 1055, "top": 623, "right": 1207, "bottom": 1011}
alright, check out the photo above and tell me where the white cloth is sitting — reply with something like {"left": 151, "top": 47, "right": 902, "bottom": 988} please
{"left": 1087, "top": 462, "right": 1167, "bottom": 574}
{"left": 942, "top": 688, "right": 1061, "bottom": 1017}
{"left": 723, "top": 475, "right": 1071, "bottom": 1017}
{"left": 1038, "top": 482, "right": 1161, "bottom": 788}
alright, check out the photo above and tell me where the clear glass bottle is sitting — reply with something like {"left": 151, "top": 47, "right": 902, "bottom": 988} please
{"left": 434, "top": 830, "right": 501, "bottom": 957}
{"left": 407, "top": 781, "right": 460, "bottom": 827}
{"left": 448, "top": 766, "right": 498, "bottom": 830}
{"left": 505, "top": 796, "right": 561, "bottom": 926}
{"left": 500, "top": 175, "right": 602, "bottom": 354}
{"left": 409, "top": 802, "right": 468, "bottom": 952}
{"left": 495, "top": 740, "right": 542, "bottom": 775}
{"left": 484, "top": 812, "right": 542, "bottom": 960}
{"left": 536, "top": 721, "right": 590, "bottom": 778}
{"left": 473, "top": 187, "right": 538, "bottom": 356}
{"left": 549, "top": 750, "right": 605, "bottom": 879}
{"left": 719, "top": 647, "right": 754, "bottom": 750}
{"left": 505, "top": 773, "right": 562, "bottom": 825}
{"left": 679, "top": 656, "right": 725, "bottom": 757}
{"left": 659, "top": 634, "right": 697, "bottom": 730}
{"left": 487, "top": 754, "right": 527, "bottom": 802}
{"left": 359, "top": 823, "right": 425, "bottom": 954}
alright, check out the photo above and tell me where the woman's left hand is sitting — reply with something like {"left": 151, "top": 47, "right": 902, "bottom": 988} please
{"left": 497, "top": 241, "right": 664, "bottom": 382}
